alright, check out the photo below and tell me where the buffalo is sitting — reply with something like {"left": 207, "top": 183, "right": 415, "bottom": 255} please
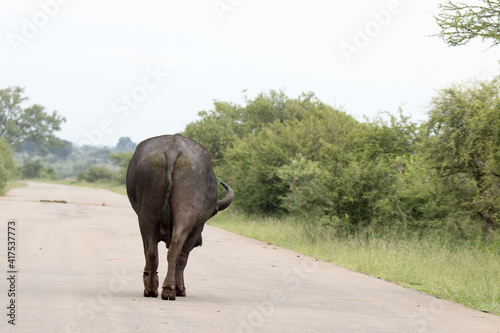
{"left": 126, "top": 134, "right": 234, "bottom": 300}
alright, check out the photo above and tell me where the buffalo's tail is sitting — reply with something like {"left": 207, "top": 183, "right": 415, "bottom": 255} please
{"left": 160, "top": 150, "right": 178, "bottom": 248}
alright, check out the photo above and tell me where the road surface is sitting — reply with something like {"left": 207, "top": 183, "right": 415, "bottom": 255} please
{"left": 0, "top": 182, "right": 499, "bottom": 332}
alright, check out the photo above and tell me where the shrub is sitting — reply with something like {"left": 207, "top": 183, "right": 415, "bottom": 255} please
{"left": 277, "top": 155, "right": 333, "bottom": 217}
{"left": 0, "top": 164, "right": 8, "bottom": 193}
{"left": 76, "top": 166, "right": 114, "bottom": 183}
{"left": 110, "top": 152, "right": 133, "bottom": 184}
{"left": 40, "top": 167, "right": 58, "bottom": 180}
{"left": 0, "top": 138, "right": 15, "bottom": 193}
{"left": 20, "top": 158, "right": 43, "bottom": 179}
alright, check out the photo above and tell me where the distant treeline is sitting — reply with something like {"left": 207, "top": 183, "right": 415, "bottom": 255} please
{"left": 0, "top": 135, "right": 136, "bottom": 192}
{"left": 183, "top": 78, "right": 500, "bottom": 240}
{"left": 0, "top": 85, "right": 137, "bottom": 189}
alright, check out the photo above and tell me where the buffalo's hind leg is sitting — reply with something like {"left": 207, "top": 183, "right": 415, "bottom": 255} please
{"left": 175, "top": 230, "right": 202, "bottom": 297}
{"left": 141, "top": 229, "right": 159, "bottom": 297}
{"left": 161, "top": 215, "right": 196, "bottom": 300}
{"left": 175, "top": 252, "right": 188, "bottom": 297}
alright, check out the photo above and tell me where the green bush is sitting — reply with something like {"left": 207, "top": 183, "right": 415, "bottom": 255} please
{"left": 40, "top": 167, "right": 58, "bottom": 180}
{"left": 0, "top": 138, "right": 15, "bottom": 193}
{"left": 20, "top": 158, "right": 43, "bottom": 179}
{"left": 220, "top": 96, "right": 362, "bottom": 215}
{"left": 110, "top": 152, "right": 133, "bottom": 184}
{"left": 277, "top": 155, "right": 333, "bottom": 217}
{"left": 18, "top": 157, "right": 59, "bottom": 180}
{"left": 423, "top": 78, "right": 500, "bottom": 231}
{"left": 0, "top": 164, "right": 8, "bottom": 193}
{"left": 375, "top": 155, "right": 450, "bottom": 232}
{"left": 76, "top": 165, "right": 114, "bottom": 183}
{"left": 0, "top": 138, "right": 15, "bottom": 173}
{"left": 184, "top": 83, "right": 500, "bottom": 240}
{"left": 328, "top": 157, "right": 396, "bottom": 228}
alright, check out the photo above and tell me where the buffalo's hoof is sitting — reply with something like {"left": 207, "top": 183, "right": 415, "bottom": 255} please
{"left": 161, "top": 287, "right": 176, "bottom": 300}
{"left": 144, "top": 288, "right": 158, "bottom": 297}
{"left": 176, "top": 287, "right": 186, "bottom": 297}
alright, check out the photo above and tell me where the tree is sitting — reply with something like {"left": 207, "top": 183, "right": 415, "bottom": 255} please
{"left": 423, "top": 77, "right": 500, "bottom": 231}
{"left": 242, "top": 90, "right": 292, "bottom": 131}
{"left": 0, "top": 137, "right": 15, "bottom": 193}
{"left": 183, "top": 100, "right": 247, "bottom": 166}
{"left": 434, "top": 0, "right": 500, "bottom": 48}
{"left": 110, "top": 152, "right": 133, "bottom": 184}
{"left": 116, "top": 137, "right": 136, "bottom": 152}
{"left": 277, "top": 156, "right": 334, "bottom": 217}
{"left": 20, "top": 157, "right": 43, "bottom": 179}
{"left": 0, "top": 86, "right": 66, "bottom": 154}
{"left": 220, "top": 96, "right": 363, "bottom": 215}
{"left": 185, "top": 90, "right": 420, "bottom": 222}
{"left": 0, "top": 137, "right": 15, "bottom": 175}
{"left": 183, "top": 90, "right": 314, "bottom": 166}
{"left": 362, "top": 110, "right": 419, "bottom": 159}
{"left": 76, "top": 166, "right": 114, "bottom": 183}
{"left": 48, "top": 139, "right": 73, "bottom": 159}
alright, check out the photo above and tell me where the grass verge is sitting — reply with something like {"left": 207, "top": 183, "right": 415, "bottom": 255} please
{"left": 209, "top": 210, "right": 500, "bottom": 316}
{"left": 0, "top": 180, "right": 28, "bottom": 195}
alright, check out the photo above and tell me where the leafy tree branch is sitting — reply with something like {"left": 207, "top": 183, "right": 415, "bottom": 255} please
{"left": 434, "top": 0, "right": 500, "bottom": 48}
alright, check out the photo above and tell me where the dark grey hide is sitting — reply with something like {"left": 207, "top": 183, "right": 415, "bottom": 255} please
{"left": 126, "top": 134, "right": 234, "bottom": 300}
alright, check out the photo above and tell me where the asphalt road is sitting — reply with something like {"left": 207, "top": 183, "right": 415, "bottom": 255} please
{"left": 1, "top": 182, "right": 499, "bottom": 332}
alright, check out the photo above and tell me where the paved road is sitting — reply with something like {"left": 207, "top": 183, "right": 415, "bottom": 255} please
{"left": 1, "top": 182, "right": 499, "bottom": 332}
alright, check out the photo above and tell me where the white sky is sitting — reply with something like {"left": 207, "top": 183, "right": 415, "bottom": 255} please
{"left": 1, "top": 0, "right": 498, "bottom": 146}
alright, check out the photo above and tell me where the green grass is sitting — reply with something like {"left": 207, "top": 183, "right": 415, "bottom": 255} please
{"left": 209, "top": 210, "right": 500, "bottom": 316}
{"left": 0, "top": 180, "right": 28, "bottom": 195}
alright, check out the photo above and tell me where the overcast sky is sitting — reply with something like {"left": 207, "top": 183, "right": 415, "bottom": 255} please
{"left": 1, "top": 0, "right": 498, "bottom": 147}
